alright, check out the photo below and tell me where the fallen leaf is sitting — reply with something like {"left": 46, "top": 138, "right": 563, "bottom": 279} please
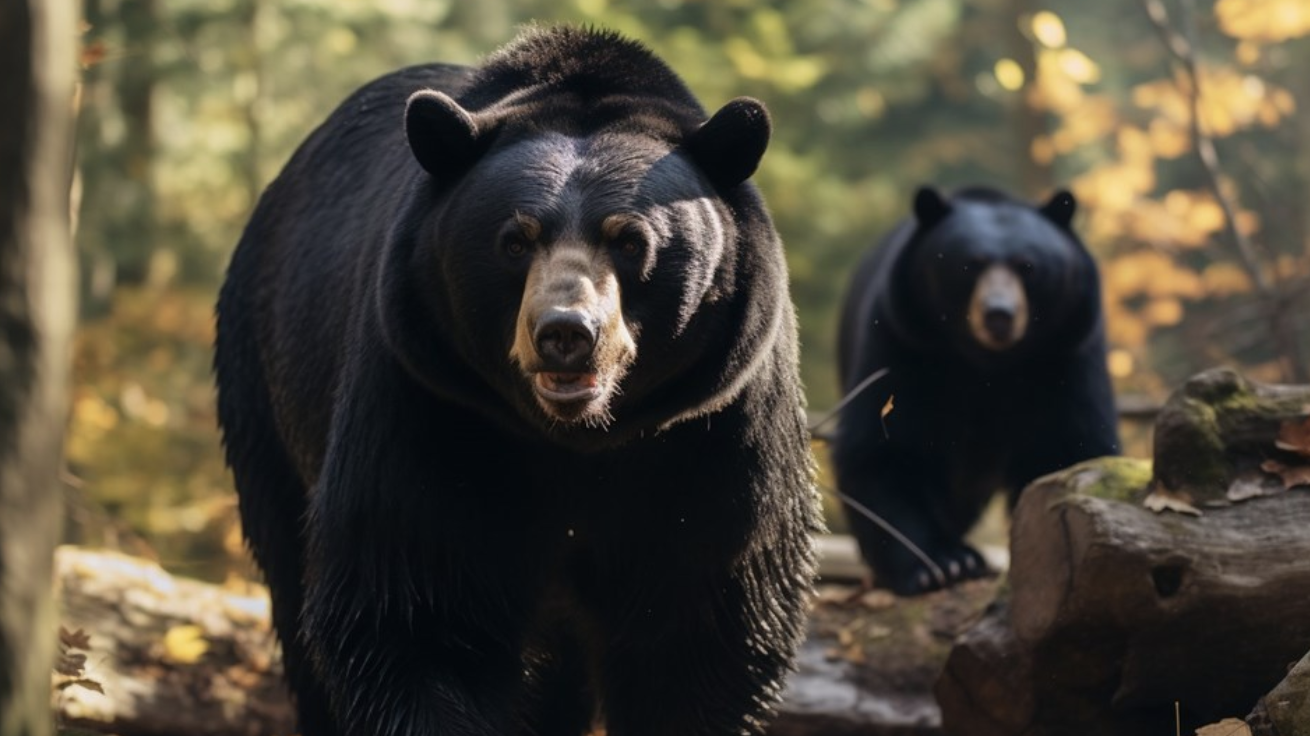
{"left": 1144, "top": 487, "right": 1202, "bottom": 516}
{"left": 880, "top": 395, "right": 894, "bottom": 438}
{"left": 864, "top": 623, "right": 893, "bottom": 640}
{"left": 814, "top": 584, "right": 862, "bottom": 607}
{"left": 1275, "top": 415, "right": 1310, "bottom": 456}
{"left": 59, "top": 627, "right": 92, "bottom": 651}
{"left": 1194, "top": 717, "right": 1252, "bottom": 736}
{"left": 54, "top": 652, "right": 87, "bottom": 677}
{"left": 859, "top": 589, "right": 897, "bottom": 611}
{"left": 162, "top": 624, "right": 209, "bottom": 664}
{"left": 56, "top": 677, "right": 105, "bottom": 695}
{"left": 1227, "top": 473, "right": 1282, "bottom": 502}
{"left": 1261, "top": 458, "right": 1310, "bottom": 490}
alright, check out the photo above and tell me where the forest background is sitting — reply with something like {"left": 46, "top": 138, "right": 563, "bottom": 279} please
{"left": 67, "top": 0, "right": 1310, "bottom": 581}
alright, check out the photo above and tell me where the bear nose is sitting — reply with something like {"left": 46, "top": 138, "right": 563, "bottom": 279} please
{"left": 534, "top": 309, "right": 596, "bottom": 370}
{"left": 983, "top": 307, "right": 1015, "bottom": 343}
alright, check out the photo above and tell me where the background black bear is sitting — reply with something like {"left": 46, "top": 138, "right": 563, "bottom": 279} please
{"left": 215, "top": 26, "right": 820, "bottom": 736}
{"left": 832, "top": 185, "right": 1119, "bottom": 595}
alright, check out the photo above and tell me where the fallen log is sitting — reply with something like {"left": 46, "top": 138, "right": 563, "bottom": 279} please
{"left": 938, "top": 368, "right": 1310, "bottom": 736}
{"left": 51, "top": 546, "right": 294, "bottom": 736}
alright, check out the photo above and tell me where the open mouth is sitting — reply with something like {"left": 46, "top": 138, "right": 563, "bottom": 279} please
{"left": 533, "top": 372, "right": 601, "bottom": 404}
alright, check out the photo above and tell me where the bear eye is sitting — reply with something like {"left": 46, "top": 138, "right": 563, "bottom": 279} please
{"left": 499, "top": 214, "right": 542, "bottom": 259}
{"left": 610, "top": 230, "right": 648, "bottom": 260}
{"left": 617, "top": 238, "right": 643, "bottom": 257}
{"left": 503, "top": 237, "right": 529, "bottom": 257}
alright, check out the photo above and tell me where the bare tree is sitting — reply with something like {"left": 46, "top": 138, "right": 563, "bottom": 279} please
{"left": 0, "top": 0, "right": 78, "bottom": 734}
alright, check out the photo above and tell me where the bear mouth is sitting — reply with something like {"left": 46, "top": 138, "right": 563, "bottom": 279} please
{"left": 533, "top": 371, "right": 601, "bottom": 404}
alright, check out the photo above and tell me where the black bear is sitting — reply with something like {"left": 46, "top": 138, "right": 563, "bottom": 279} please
{"left": 214, "top": 26, "right": 820, "bottom": 736}
{"left": 832, "top": 185, "right": 1119, "bottom": 595}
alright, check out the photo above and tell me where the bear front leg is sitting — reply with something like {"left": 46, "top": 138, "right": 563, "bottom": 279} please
{"left": 840, "top": 457, "right": 989, "bottom": 595}
{"left": 298, "top": 353, "right": 532, "bottom": 735}
{"left": 300, "top": 520, "right": 529, "bottom": 736}
{"left": 597, "top": 568, "right": 806, "bottom": 736}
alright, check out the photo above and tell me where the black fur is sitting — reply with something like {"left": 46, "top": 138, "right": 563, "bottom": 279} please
{"left": 832, "top": 185, "right": 1119, "bottom": 595}
{"left": 215, "top": 26, "right": 819, "bottom": 736}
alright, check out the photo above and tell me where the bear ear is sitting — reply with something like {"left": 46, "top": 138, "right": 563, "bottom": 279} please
{"left": 912, "top": 186, "right": 951, "bottom": 227}
{"left": 405, "top": 89, "right": 488, "bottom": 177}
{"left": 685, "top": 97, "right": 771, "bottom": 191}
{"left": 1040, "top": 189, "right": 1077, "bottom": 229}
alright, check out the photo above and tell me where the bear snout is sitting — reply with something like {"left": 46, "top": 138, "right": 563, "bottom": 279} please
{"left": 968, "top": 263, "right": 1029, "bottom": 350}
{"left": 534, "top": 307, "right": 597, "bottom": 372}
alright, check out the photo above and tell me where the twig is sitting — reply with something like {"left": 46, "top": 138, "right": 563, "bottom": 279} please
{"left": 1140, "top": 0, "right": 1267, "bottom": 291}
{"left": 1138, "top": 0, "right": 1308, "bottom": 381}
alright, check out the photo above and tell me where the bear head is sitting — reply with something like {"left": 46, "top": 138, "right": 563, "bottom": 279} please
{"left": 378, "top": 28, "right": 784, "bottom": 450}
{"left": 890, "top": 186, "right": 1101, "bottom": 368}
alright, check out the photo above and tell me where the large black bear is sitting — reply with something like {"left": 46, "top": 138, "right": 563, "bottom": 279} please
{"left": 832, "top": 186, "right": 1119, "bottom": 595}
{"left": 215, "top": 26, "right": 820, "bottom": 736}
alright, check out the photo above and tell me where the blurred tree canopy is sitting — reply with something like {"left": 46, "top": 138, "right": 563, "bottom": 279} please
{"left": 69, "top": 0, "right": 1310, "bottom": 578}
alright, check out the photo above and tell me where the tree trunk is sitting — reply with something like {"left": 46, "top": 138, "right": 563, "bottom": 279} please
{"left": 0, "top": 0, "right": 78, "bottom": 734}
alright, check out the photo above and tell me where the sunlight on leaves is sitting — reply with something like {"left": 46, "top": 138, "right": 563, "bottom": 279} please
{"left": 994, "top": 58, "right": 1025, "bottom": 91}
{"left": 1056, "top": 48, "right": 1099, "bottom": 84}
{"left": 1133, "top": 71, "right": 1296, "bottom": 137}
{"left": 1107, "top": 349, "right": 1135, "bottom": 379}
{"left": 1217, "top": 0, "right": 1310, "bottom": 43}
{"left": 1201, "top": 263, "right": 1254, "bottom": 297}
{"left": 1102, "top": 252, "right": 1205, "bottom": 348}
{"left": 1030, "top": 11, "right": 1067, "bottom": 48}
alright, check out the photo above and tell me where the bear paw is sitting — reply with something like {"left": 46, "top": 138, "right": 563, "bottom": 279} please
{"left": 880, "top": 542, "right": 991, "bottom": 596}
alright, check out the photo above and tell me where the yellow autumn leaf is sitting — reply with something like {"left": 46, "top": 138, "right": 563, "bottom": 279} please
{"left": 1217, "top": 0, "right": 1310, "bottom": 43}
{"left": 1107, "top": 349, "right": 1134, "bottom": 379}
{"left": 1103, "top": 251, "right": 1203, "bottom": 299}
{"left": 1144, "top": 297, "right": 1184, "bottom": 327}
{"left": 994, "top": 58, "right": 1025, "bottom": 91}
{"left": 1117, "top": 126, "right": 1153, "bottom": 165}
{"left": 1201, "top": 262, "right": 1253, "bottom": 297}
{"left": 1030, "top": 11, "right": 1067, "bottom": 48}
{"left": 1057, "top": 48, "right": 1100, "bottom": 84}
{"left": 1033, "top": 48, "right": 1085, "bottom": 111}
{"left": 163, "top": 625, "right": 209, "bottom": 664}
{"left": 1147, "top": 119, "right": 1190, "bottom": 159}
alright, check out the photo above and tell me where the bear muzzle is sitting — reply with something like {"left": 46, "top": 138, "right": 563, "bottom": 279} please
{"left": 509, "top": 246, "right": 637, "bottom": 424}
{"left": 532, "top": 308, "right": 601, "bottom": 404}
{"left": 968, "top": 263, "right": 1029, "bottom": 350}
